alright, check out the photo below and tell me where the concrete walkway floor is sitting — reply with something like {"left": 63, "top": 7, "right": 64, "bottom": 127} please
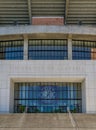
{"left": 0, "top": 114, "right": 96, "bottom": 130}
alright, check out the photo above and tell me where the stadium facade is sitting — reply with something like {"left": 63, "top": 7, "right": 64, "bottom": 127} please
{"left": 0, "top": 0, "right": 96, "bottom": 114}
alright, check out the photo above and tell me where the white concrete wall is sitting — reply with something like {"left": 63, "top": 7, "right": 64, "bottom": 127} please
{"left": 0, "top": 60, "right": 96, "bottom": 113}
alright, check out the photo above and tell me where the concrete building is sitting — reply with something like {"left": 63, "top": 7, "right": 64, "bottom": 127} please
{"left": 0, "top": 0, "right": 96, "bottom": 115}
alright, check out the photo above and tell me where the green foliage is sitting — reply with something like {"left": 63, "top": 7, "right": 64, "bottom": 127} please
{"left": 18, "top": 105, "right": 25, "bottom": 113}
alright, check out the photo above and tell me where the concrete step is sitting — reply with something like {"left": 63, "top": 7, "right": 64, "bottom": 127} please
{"left": 0, "top": 114, "right": 96, "bottom": 129}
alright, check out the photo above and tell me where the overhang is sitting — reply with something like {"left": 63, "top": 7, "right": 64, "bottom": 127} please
{"left": 0, "top": 25, "right": 96, "bottom": 36}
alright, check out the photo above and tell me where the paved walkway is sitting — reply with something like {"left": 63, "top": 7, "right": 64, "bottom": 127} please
{"left": 0, "top": 114, "right": 96, "bottom": 130}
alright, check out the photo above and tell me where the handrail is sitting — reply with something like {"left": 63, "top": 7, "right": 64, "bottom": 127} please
{"left": 67, "top": 107, "right": 79, "bottom": 130}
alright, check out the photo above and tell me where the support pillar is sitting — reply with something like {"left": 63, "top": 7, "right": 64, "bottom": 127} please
{"left": 28, "top": 0, "right": 32, "bottom": 24}
{"left": 24, "top": 35, "right": 28, "bottom": 60}
{"left": 68, "top": 35, "right": 72, "bottom": 60}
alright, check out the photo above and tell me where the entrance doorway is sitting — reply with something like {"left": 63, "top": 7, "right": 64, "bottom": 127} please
{"left": 14, "top": 82, "right": 82, "bottom": 113}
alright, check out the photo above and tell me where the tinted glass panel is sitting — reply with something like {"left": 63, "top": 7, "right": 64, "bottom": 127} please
{"left": 0, "top": 40, "right": 23, "bottom": 60}
{"left": 28, "top": 40, "right": 68, "bottom": 60}
{"left": 72, "top": 40, "right": 96, "bottom": 60}
{"left": 14, "top": 82, "right": 82, "bottom": 113}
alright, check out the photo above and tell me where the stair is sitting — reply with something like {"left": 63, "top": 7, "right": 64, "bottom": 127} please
{"left": 31, "top": 0, "right": 65, "bottom": 17}
{"left": 0, "top": 114, "right": 96, "bottom": 130}
{"left": 0, "top": 0, "right": 29, "bottom": 26}
{"left": 67, "top": 0, "right": 96, "bottom": 25}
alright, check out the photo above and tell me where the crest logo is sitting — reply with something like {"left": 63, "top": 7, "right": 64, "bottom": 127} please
{"left": 39, "top": 86, "right": 56, "bottom": 104}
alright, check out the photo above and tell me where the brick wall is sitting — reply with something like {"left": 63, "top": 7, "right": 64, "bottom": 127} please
{"left": 91, "top": 48, "right": 96, "bottom": 59}
{"left": 32, "top": 17, "right": 64, "bottom": 25}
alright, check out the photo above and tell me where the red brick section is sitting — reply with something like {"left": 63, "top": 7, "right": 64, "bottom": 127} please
{"left": 32, "top": 17, "right": 64, "bottom": 25}
{"left": 91, "top": 48, "right": 96, "bottom": 60}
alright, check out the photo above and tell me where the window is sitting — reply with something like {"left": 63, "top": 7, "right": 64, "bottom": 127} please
{"left": 72, "top": 40, "right": 96, "bottom": 60}
{"left": 28, "top": 40, "right": 68, "bottom": 60}
{"left": 0, "top": 40, "right": 23, "bottom": 60}
{"left": 14, "top": 82, "right": 82, "bottom": 113}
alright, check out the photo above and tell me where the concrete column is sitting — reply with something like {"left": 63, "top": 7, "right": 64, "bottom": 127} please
{"left": 28, "top": 0, "right": 32, "bottom": 25}
{"left": 82, "top": 80, "right": 86, "bottom": 113}
{"left": 68, "top": 35, "right": 72, "bottom": 60}
{"left": 24, "top": 35, "right": 28, "bottom": 60}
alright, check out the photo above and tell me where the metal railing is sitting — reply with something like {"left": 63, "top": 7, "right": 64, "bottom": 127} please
{"left": 67, "top": 107, "right": 79, "bottom": 130}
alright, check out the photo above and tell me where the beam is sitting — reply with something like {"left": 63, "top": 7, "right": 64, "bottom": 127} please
{"left": 65, "top": 0, "right": 70, "bottom": 24}
{"left": 0, "top": 26, "right": 96, "bottom": 36}
{"left": 28, "top": 0, "right": 32, "bottom": 25}
{"left": 0, "top": 35, "right": 23, "bottom": 41}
